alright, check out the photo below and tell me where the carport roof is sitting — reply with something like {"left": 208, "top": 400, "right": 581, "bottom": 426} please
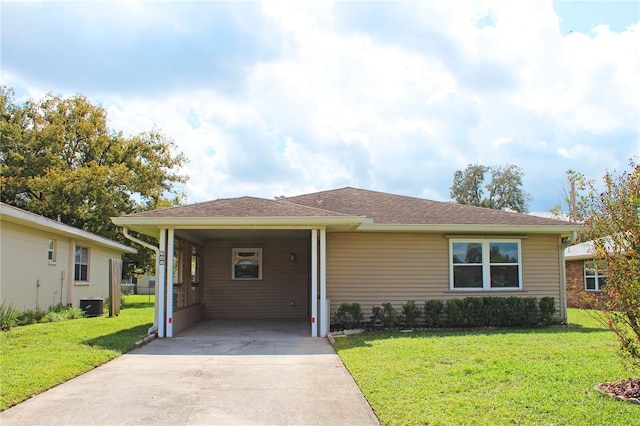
{"left": 122, "top": 196, "right": 351, "bottom": 218}
{"left": 111, "top": 187, "right": 579, "bottom": 238}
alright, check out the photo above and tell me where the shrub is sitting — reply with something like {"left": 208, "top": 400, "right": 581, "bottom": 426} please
{"left": 463, "top": 297, "right": 485, "bottom": 326}
{"left": 368, "top": 302, "right": 400, "bottom": 329}
{"left": 401, "top": 300, "right": 422, "bottom": 328}
{"left": 539, "top": 297, "right": 557, "bottom": 326}
{"left": 503, "top": 297, "right": 524, "bottom": 327}
{"left": 445, "top": 299, "right": 467, "bottom": 327}
{"left": 371, "top": 305, "right": 384, "bottom": 327}
{"left": 440, "top": 297, "right": 550, "bottom": 329}
{"left": 521, "top": 298, "right": 539, "bottom": 327}
{"left": 0, "top": 299, "right": 19, "bottom": 331}
{"left": 424, "top": 300, "right": 444, "bottom": 328}
{"left": 16, "top": 308, "right": 46, "bottom": 326}
{"left": 483, "top": 297, "right": 506, "bottom": 326}
{"left": 334, "top": 302, "right": 364, "bottom": 329}
{"left": 381, "top": 302, "right": 398, "bottom": 329}
{"left": 40, "top": 305, "right": 85, "bottom": 323}
{"left": 65, "top": 307, "right": 85, "bottom": 320}
{"left": 40, "top": 311, "right": 66, "bottom": 323}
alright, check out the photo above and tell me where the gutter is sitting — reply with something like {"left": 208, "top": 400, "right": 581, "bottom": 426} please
{"left": 122, "top": 227, "right": 159, "bottom": 336}
{"left": 559, "top": 231, "right": 578, "bottom": 323}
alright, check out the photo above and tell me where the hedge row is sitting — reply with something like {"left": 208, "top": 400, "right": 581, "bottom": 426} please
{"left": 334, "top": 296, "right": 558, "bottom": 330}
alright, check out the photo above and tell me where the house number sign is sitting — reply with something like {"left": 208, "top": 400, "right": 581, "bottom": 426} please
{"left": 159, "top": 251, "right": 166, "bottom": 266}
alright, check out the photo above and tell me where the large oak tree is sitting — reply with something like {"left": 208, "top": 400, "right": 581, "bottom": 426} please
{"left": 0, "top": 87, "right": 188, "bottom": 274}
{"left": 450, "top": 164, "right": 530, "bottom": 213}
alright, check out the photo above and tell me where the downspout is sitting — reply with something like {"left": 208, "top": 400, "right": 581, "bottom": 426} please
{"left": 122, "top": 227, "right": 160, "bottom": 336}
{"left": 67, "top": 239, "right": 75, "bottom": 307}
{"left": 559, "top": 231, "right": 578, "bottom": 323}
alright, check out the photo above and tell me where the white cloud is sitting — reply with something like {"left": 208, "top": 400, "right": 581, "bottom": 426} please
{"left": 3, "top": 1, "right": 638, "bottom": 211}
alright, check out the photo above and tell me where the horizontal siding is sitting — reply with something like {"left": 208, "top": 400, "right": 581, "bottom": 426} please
{"left": 203, "top": 237, "right": 309, "bottom": 320}
{"left": 0, "top": 220, "right": 120, "bottom": 310}
{"left": 326, "top": 233, "right": 564, "bottom": 317}
{"left": 326, "top": 233, "right": 448, "bottom": 315}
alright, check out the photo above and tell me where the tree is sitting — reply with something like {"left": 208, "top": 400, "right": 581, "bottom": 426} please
{"left": 585, "top": 159, "right": 640, "bottom": 369}
{"left": 550, "top": 170, "right": 593, "bottom": 223}
{"left": 450, "top": 164, "right": 530, "bottom": 213}
{"left": 0, "top": 86, "right": 188, "bottom": 275}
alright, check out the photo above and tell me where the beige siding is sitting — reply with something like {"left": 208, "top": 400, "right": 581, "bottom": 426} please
{"left": 1, "top": 220, "right": 123, "bottom": 310}
{"left": 202, "top": 237, "right": 309, "bottom": 319}
{"left": 326, "top": 233, "right": 563, "bottom": 317}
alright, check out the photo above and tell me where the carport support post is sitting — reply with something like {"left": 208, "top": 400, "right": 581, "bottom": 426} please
{"left": 311, "top": 229, "right": 318, "bottom": 337}
{"left": 319, "top": 229, "right": 327, "bottom": 337}
{"left": 166, "top": 229, "right": 175, "bottom": 337}
{"left": 157, "top": 229, "right": 166, "bottom": 338}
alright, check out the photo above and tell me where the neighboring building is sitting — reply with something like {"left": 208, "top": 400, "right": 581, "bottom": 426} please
{"left": 1, "top": 203, "right": 136, "bottom": 311}
{"left": 565, "top": 240, "right": 610, "bottom": 309}
{"left": 112, "top": 187, "right": 579, "bottom": 337}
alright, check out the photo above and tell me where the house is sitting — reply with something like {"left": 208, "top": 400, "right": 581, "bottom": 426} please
{"left": 111, "top": 187, "right": 579, "bottom": 337}
{"left": 0, "top": 203, "right": 136, "bottom": 312}
{"left": 565, "top": 240, "right": 609, "bottom": 309}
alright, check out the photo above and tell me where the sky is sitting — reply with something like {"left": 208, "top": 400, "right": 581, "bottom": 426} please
{"left": 2, "top": 0, "right": 639, "bottom": 216}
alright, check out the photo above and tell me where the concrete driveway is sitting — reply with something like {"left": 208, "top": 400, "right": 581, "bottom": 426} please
{"left": 1, "top": 320, "right": 378, "bottom": 426}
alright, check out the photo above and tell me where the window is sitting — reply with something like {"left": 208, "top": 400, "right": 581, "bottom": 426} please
{"left": 584, "top": 261, "right": 607, "bottom": 291}
{"left": 48, "top": 239, "right": 56, "bottom": 263}
{"left": 74, "top": 246, "right": 90, "bottom": 282}
{"left": 450, "top": 239, "right": 522, "bottom": 290}
{"left": 232, "top": 248, "right": 262, "bottom": 280}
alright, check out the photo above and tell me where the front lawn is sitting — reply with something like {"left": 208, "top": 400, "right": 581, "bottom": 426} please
{"left": 333, "top": 309, "right": 638, "bottom": 425}
{"left": 0, "top": 295, "right": 154, "bottom": 410}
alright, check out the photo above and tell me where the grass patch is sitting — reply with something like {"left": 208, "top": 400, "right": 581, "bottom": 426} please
{"left": 333, "top": 308, "right": 639, "bottom": 425}
{"left": 0, "top": 295, "right": 154, "bottom": 410}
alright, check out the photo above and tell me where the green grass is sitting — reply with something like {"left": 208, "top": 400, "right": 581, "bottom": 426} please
{"left": 333, "top": 309, "right": 639, "bottom": 425}
{"left": 0, "top": 295, "right": 154, "bottom": 410}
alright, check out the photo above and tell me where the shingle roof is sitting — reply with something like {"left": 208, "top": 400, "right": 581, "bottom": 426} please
{"left": 285, "top": 187, "right": 573, "bottom": 226}
{"left": 122, "top": 187, "right": 574, "bottom": 228}
{"left": 1, "top": 203, "right": 136, "bottom": 253}
{"left": 124, "top": 196, "right": 352, "bottom": 218}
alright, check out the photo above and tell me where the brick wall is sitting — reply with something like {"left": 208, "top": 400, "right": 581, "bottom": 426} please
{"left": 565, "top": 259, "right": 610, "bottom": 309}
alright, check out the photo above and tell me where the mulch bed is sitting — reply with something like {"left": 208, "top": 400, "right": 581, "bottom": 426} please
{"left": 595, "top": 378, "right": 640, "bottom": 404}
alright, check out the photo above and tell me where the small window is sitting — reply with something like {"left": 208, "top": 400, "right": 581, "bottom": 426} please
{"left": 74, "top": 246, "right": 90, "bottom": 282}
{"left": 584, "top": 261, "right": 607, "bottom": 291}
{"left": 232, "top": 248, "right": 262, "bottom": 280}
{"left": 48, "top": 239, "right": 57, "bottom": 263}
{"left": 450, "top": 239, "right": 522, "bottom": 290}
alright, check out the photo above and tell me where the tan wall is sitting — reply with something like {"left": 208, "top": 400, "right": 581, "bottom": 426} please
{"left": 202, "top": 237, "right": 309, "bottom": 319}
{"left": 1, "top": 220, "right": 123, "bottom": 311}
{"left": 325, "top": 232, "right": 563, "bottom": 318}
{"left": 173, "top": 303, "right": 205, "bottom": 334}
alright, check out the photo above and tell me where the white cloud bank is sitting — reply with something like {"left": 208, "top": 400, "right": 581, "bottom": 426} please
{"left": 2, "top": 0, "right": 639, "bottom": 213}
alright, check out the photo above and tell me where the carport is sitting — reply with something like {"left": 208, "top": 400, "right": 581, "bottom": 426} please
{"left": 111, "top": 197, "right": 364, "bottom": 338}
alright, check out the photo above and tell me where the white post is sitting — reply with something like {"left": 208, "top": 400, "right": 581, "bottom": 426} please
{"left": 157, "top": 229, "right": 166, "bottom": 338}
{"left": 166, "top": 229, "right": 174, "bottom": 337}
{"left": 311, "top": 229, "right": 318, "bottom": 337}
{"left": 319, "top": 229, "right": 327, "bottom": 337}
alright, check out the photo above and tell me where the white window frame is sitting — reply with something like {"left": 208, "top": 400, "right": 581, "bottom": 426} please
{"left": 232, "top": 248, "right": 263, "bottom": 280}
{"left": 74, "top": 245, "right": 90, "bottom": 282}
{"left": 584, "top": 261, "right": 607, "bottom": 291}
{"left": 449, "top": 239, "right": 522, "bottom": 290}
{"left": 48, "top": 239, "right": 57, "bottom": 264}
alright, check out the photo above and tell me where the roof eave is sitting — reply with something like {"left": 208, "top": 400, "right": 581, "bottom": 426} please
{"left": 111, "top": 215, "right": 367, "bottom": 238}
{"left": 355, "top": 223, "right": 580, "bottom": 237}
{"left": 1, "top": 205, "right": 137, "bottom": 254}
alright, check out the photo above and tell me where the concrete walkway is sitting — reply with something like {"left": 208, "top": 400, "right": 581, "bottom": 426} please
{"left": 1, "top": 320, "right": 379, "bottom": 425}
